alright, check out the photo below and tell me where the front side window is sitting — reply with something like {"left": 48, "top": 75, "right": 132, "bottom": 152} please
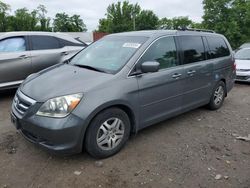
{"left": 179, "top": 36, "right": 205, "bottom": 64}
{"left": 138, "top": 36, "right": 178, "bottom": 70}
{"left": 70, "top": 36, "right": 148, "bottom": 74}
{"left": 0, "top": 37, "right": 26, "bottom": 52}
{"left": 206, "top": 36, "right": 230, "bottom": 59}
{"left": 31, "top": 35, "right": 61, "bottom": 50}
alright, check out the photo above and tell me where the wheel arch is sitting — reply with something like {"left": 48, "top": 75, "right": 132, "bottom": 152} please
{"left": 83, "top": 101, "right": 138, "bottom": 141}
{"left": 220, "top": 78, "right": 227, "bottom": 97}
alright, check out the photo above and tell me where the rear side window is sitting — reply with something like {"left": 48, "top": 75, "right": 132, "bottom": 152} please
{"left": 0, "top": 37, "right": 26, "bottom": 52}
{"left": 31, "top": 36, "right": 61, "bottom": 50}
{"left": 139, "top": 36, "right": 178, "bottom": 70}
{"left": 58, "top": 38, "right": 86, "bottom": 47}
{"left": 206, "top": 36, "right": 230, "bottom": 59}
{"left": 179, "top": 36, "right": 205, "bottom": 64}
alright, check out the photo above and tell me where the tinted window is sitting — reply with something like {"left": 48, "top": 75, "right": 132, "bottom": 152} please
{"left": 139, "top": 37, "right": 178, "bottom": 70}
{"left": 0, "top": 37, "right": 26, "bottom": 52}
{"left": 31, "top": 36, "right": 61, "bottom": 50}
{"left": 58, "top": 38, "right": 86, "bottom": 47}
{"left": 179, "top": 36, "right": 205, "bottom": 64}
{"left": 206, "top": 36, "right": 230, "bottom": 58}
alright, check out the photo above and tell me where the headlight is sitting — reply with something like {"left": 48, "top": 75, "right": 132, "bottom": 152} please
{"left": 36, "top": 93, "right": 83, "bottom": 118}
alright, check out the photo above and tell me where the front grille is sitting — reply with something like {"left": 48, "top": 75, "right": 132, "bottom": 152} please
{"left": 236, "top": 76, "right": 249, "bottom": 80}
{"left": 13, "top": 90, "right": 36, "bottom": 116}
{"left": 236, "top": 69, "right": 250, "bottom": 72}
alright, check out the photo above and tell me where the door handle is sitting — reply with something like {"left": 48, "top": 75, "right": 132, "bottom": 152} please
{"left": 172, "top": 73, "right": 182, "bottom": 79}
{"left": 62, "top": 51, "right": 69, "bottom": 56}
{"left": 19, "top": 55, "right": 28, "bottom": 59}
{"left": 187, "top": 70, "right": 196, "bottom": 75}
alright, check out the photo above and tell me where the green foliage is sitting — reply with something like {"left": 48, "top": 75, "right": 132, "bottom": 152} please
{"left": 53, "top": 13, "right": 87, "bottom": 32}
{"left": 158, "top": 16, "right": 194, "bottom": 29}
{"left": 8, "top": 8, "right": 38, "bottom": 31}
{"left": 0, "top": 1, "right": 87, "bottom": 32}
{"left": 98, "top": 1, "right": 141, "bottom": 33}
{"left": 37, "top": 4, "right": 51, "bottom": 31}
{"left": 0, "top": 1, "right": 10, "bottom": 31}
{"left": 98, "top": 1, "right": 159, "bottom": 32}
{"left": 203, "top": 0, "right": 250, "bottom": 48}
{"left": 136, "top": 10, "right": 158, "bottom": 30}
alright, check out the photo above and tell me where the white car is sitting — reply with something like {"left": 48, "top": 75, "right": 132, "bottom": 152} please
{"left": 235, "top": 48, "right": 250, "bottom": 82}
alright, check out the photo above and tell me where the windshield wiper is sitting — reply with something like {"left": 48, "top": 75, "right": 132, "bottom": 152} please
{"left": 74, "top": 64, "right": 107, "bottom": 73}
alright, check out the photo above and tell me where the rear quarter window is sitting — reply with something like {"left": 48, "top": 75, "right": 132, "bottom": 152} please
{"left": 206, "top": 36, "right": 230, "bottom": 59}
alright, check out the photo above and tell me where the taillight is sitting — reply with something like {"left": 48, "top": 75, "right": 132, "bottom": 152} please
{"left": 232, "top": 57, "right": 236, "bottom": 71}
{"left": 233, "top": 63, "right": 236, "bottom": 71}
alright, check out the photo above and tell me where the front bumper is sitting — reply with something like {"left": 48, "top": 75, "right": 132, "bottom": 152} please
{"left": 11, "top": 91, "right": 86, "bottom": 155}
{"left": 236, "top": 71, "right": 250, "bottom": 82}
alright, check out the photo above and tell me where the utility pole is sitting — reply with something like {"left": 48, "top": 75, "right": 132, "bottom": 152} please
{"left": 133, "top": 14, "right": 136, "bottom": 31}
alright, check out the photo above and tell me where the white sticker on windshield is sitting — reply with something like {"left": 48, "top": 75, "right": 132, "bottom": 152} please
{"left": 123, "top": 43, "right": 141, "bottom": 49}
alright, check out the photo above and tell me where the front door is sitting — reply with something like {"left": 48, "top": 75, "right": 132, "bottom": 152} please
{"left": 134, "top": 36, "right": 185, "bottom": 128}
{"left": 0, "top": 36, "right": 32, "bottom": 87}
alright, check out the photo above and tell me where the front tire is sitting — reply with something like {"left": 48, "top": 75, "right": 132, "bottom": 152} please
{"left": 208, "top": 81, "right": 226, "bottom": 110}
{"left": 85, "top": 108, "right": 131, "bottom": 159}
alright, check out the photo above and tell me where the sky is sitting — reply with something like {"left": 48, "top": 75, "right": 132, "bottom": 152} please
{"left": 3, "top": 0, "right": 204, "bottom": 31}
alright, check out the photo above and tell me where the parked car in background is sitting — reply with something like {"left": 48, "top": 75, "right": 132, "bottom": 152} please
{"left": 11, "top": 29, "right": 235, "bottom": 158}
{"left": 235, "top": 48, "right": 250, "bottom": 82}
{"left": 0, "top": 32, "right": 86, "bottom": 90}
{"left": 239, "top": 42, "right": 250, "bottom": 50}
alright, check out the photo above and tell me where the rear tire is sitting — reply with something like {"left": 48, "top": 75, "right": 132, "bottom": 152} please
{"left": 208, "top": 81, "right": 226, "bottom": 110}
{"left": 85, "top": 108, "right": 131, "bottom": 159}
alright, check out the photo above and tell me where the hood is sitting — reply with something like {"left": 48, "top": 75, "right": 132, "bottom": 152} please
{"left": 235, "top": 59, "right": 250, "bottom": 70}
{"left": 20, "top": 64, "right": 113, "bottom": 102}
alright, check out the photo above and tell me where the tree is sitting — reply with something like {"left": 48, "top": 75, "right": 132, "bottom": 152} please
{"left": 70, "top": 15, "right": 87, "bottom": 32}
{"left": 158, "top": 16, "right": 194, "bottom": 29}
{"left": 158, "top": 17, "right": 173, "bottom": 29}
{"left": 9, "top": 8, "right": 39, "bottom": 31}
{"left": 53, "top": 13, "right": 87, "bottom": 32}
{"left": 98, "top": 1, "right": 141, "bottom": 33}
{"left": 53, "top": 13, "right": 71, "bottom": 32}
{"left": 136, "top": 10, "right": 158, "bottom": 30}
{"left": 202, "top": 0, "right": 250, "bottom": 48}
{"left": 0, "top": 1, "right": 10, "bottom": 31}
{"left": 37, "top": 5, "right": 51, "bottom": 31}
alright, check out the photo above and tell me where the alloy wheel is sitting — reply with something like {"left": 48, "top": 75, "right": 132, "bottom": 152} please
{"left": 96, "top": 118, "right": 125, "bottom": 151}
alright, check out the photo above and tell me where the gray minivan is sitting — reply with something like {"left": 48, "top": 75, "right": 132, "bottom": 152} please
{"left": 11, "top": 30, "right": 236, "bottom": 158}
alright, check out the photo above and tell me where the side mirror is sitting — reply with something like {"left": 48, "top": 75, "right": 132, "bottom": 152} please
{"left": 141, "top": 61, "right": 160, "bottom": 73}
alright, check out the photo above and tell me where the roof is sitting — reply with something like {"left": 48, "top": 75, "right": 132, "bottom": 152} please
{"left": 109, "top": 29, "right": 222, "bottom": 39}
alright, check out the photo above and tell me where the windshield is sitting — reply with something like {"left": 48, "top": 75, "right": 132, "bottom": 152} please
{"left": 70, "top": 36, "right": 148, "bottom": 74}
{"left": 235, "top": 48, "right": 250, "bottom": 60}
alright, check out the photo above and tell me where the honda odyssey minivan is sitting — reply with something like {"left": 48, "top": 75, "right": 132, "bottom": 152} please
{"left": 11, "top": 29, "right": 236, "bottom": 158}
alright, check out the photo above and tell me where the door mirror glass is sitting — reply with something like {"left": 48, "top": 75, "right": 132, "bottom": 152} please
{"left": 141, "top": 61, "right": 160, "bottom": 73}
